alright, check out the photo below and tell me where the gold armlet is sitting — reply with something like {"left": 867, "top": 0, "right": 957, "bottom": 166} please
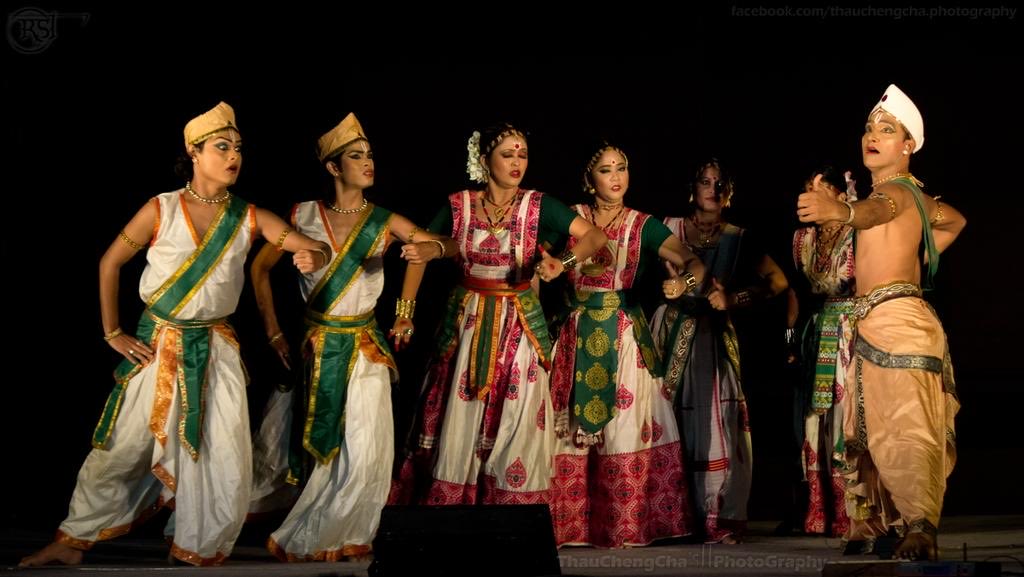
{"left": 275, "top": 228, "right": 292, "bottom": 252}
{"left": 118, "top": 230, "right": 144, "bottom": 251}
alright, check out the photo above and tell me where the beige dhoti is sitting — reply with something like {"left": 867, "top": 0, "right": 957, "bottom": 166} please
{"left": 843, "top": 286, "right": 958, "bottom": 538}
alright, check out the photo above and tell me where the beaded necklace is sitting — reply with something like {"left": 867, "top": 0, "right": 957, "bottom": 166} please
{"left": 480, "top": 189, "right": 518, "bottom": 235}
{"left": 871, "top": 172, "right": 923, "bottom": 189}
{"left": 326, "top": 197, "right": 368, "bottom": 214}
{"left": 186, "top": 181, "right": 231, "bottom": 204}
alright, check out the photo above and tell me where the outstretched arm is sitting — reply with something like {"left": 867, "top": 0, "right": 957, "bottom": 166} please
{"left": 254, "top": 207, "right": 332, "bottom": 273}
{"left": 100, "top": 200, "right": 159, "bottom": 366}
{"left": 798, "top": 174, "right": 901, "bottom": 230}
{"left": 389, "top": 214, "right": 458, "bottom": 264}
{"left": 251, "top": 242, "right": 290, "bottom": 369}
{"left": 535, "top": 216, "right": 608, "bottom": 282}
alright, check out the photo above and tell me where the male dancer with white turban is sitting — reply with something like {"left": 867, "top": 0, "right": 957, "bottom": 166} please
{"left": 797, "top": 84, "right": 966, "bottom": 560}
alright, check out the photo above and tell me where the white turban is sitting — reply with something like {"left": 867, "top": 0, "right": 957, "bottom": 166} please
{"left": 871, "top": 84, "right": 924, "bottom": 153}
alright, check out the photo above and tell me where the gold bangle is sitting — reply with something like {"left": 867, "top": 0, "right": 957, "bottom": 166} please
{"left": 681, "top": 271, "right": 698, "bottom": 294}
{"left": 395, "top": 298, "right": 416, "bottom": 319}
{"left": 840, "top": 200, "right": 856, "bottom": 225}
{"left": 408, "top": 226, "right": 420, "bottom": 243}
{"left": 268, "top": 332, "right": 284, "bottom": 345}
{"left": 118, "top": 230, "right": 144, "bottom": 251}
{"left": 559, "top": 250, "right": 578, "bottom": 271}
{"left": 429, "top": 238, "right": 446, "bottom": 258}
{"left": 313, "top": 247, "right": 331, "bottom": 266}
{"left": 275, "top": 228, "right": 292, "bottom": 252}
{"left": 735, "top": 290, "right": 751, "bottom": 306}
{"left": 103, "top": 327, "right": 124, "bottom": 341}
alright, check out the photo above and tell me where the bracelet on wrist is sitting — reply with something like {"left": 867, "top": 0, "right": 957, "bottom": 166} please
{"left": 559, "top": 250, "right": 578, "bottom": 271}
{"left": 681, "top": 271, "right": 698, "bottom": 294}
{"left": 841, "top": 200, "right": 856, "bottom": 225}
{"left": 313, "top": 247, "right": 331, "bottom": 266}
{"left": 395, "top": 298, "right": 416, "bottom": 320}
{"left": 103, "top": 327, "right": 124, "bottom": 341}
{"left": 735, "top": 290, "right": 751, "bottom": 306}
{"left": 268, "top": 332, "right": 285, "bottom": 345}
{"left": 429, "top": 238, "right": 446, "bottom": 258}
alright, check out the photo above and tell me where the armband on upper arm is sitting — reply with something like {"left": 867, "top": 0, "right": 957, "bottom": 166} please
{"left": 868, "top": 191, "right": 897, "bottom": 221}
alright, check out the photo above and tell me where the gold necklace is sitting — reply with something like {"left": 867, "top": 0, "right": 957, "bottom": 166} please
{"left": 689, "top": 214, "right": 722, "bottom": 248}
{"left": 186, "top": 181, "right": 231, "bottom": 204}
{"left": 592, "top": 203, "right": 625, "bottom": 234}
{"left": 580, "top": 204, "right": 625, "bottom": 277}
{"left": 326, "top": 197, "right": 368, "bottom": 214}
{"left": 484, "top": 191, "right": 516, "bottom": 219}
{"left": 871, "top": 172, "right": 922, "bottom": 189}
{"left": 481, "top": 190, "right": 517, "bottom": 235}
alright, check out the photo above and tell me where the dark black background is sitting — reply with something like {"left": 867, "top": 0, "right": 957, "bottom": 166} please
{"left": 4, "top": 5, "right": 1020, "bottom": 533}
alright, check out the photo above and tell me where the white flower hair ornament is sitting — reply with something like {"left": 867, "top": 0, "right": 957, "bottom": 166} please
{"left": 466, "top": 131, "right": 488, "bottom": 184}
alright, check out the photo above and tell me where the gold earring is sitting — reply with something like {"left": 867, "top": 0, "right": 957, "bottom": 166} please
{"left": 191, "top": 157, "right": 197, "bottom": 163}
{"left": 902, "top": 150, "right": 909, "bottom": 155}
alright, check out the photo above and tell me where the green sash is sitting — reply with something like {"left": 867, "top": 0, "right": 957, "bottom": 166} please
{"left": 302, "top": 205, "right": 393, "bottom": 463}
{"left": 93, "top": 196, "right": 248, "bottom": 458}
{"left": 570, "top": 290, "right": 659, "bottom": 433}
{"left": 811, "top": 298, "right": 855, "bottom": 414}
{"left": 436, "top": 282, "right": 552, "bottom": 399}
{"left": 892, "top": 177, "right": 940, "bottom": 291}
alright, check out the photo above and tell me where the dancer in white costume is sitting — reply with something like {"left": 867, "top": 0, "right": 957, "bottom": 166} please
{"left": 20, "top": 102, "right": 331, "bottom": 567}
{"left": 251, "top": 113, "right": 455, "bottom": 561}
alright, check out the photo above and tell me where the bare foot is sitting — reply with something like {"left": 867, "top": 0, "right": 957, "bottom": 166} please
{"left": 19, "top": 541, "right": 84, "bottom": 567}
{"left": 894, "top": 532, "right": 938, "bottom": 561}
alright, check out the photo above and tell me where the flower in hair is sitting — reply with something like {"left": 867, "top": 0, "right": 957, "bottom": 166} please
{"left": 466, "top": 131, "right": 487, "bottom": 183}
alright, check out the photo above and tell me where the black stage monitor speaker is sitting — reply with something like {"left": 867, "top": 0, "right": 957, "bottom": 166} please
{"left": 369, "top": 504, "right": 561, "bottom": 577}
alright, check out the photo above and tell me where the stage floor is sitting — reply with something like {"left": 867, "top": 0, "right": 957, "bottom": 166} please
{"left": 3, "top": 515, "right": 1020, "bottom": 576}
